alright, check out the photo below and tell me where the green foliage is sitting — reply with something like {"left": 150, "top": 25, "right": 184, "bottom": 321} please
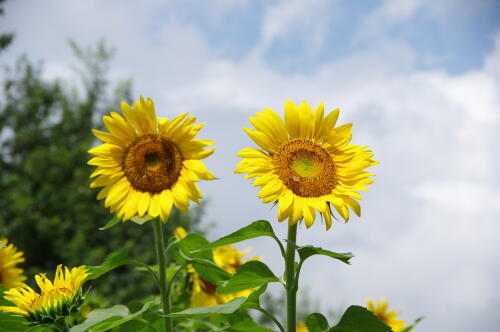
{"left": 70, "top": 298, "right": 160, "bottom": 332}
{"left": 297, "top": 246, "right": 354, "bottom": 265}
{"left": 87, "top": 249, "right": 135, "bottom": 280}
{"left": 0, "top": 40, "right": 206, "bottom": 303}
{"left": 328, "top": 306, "right": 392, "bottom": 332}
{"left": 306, "top": 313, "right": 329, "bottom": 332}
{"left": 216, "top": 261, "right": 280, "bottom": 295}
{"left": 199, "top": 220, "right": 285, "bottom": 256}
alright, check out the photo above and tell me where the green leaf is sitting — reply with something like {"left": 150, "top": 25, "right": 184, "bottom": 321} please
{"left": 243, "top": 284, "right": 268, "bottom": 309}
{"left": 227, "top": 310, "right": 277, "bottom": 332}
{"left": 98, "top": 217, "right": 120, "bottom": 230}
{"left": 298, "top": 246, "right": 353, "bottom": 265}
{"left": 198, "top": 220, "right": 281, "bottom": 251}
{"left": 189, "top": 257, "right": 232, "bottom": 285}
{"left": 70, "top": 298, "right": 160, "bottom": 332}
{"left": 400, "top": 317, "right": 424, "bottom": 332}
{"left": 216, "top": 261, "right": 279, "bottom": 295}
{"left": 169, "top": 284, "right": 269, "bottom": 319}
{"left": 168, "top": 297, "right": 247, "bottom": 317}
{"left": 86, "top": 249, "right": 134, "bottom": 280}
{"left": 306, "top": 313, "right": 329, "bottom": 332}
{"left": 328, "top": 306, "right": 392, "bottom": 332}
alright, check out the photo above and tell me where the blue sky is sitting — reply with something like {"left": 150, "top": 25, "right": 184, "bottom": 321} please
{"left": 2, "top": 1, "right": 500, "bottom": 331}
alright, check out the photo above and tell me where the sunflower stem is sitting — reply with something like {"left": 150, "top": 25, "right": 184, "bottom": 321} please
{"left": 152, "top": 219, "right": 172, "bottom": 332}
{"left": 285, "top": 223, "right": 298, "bottom": 332}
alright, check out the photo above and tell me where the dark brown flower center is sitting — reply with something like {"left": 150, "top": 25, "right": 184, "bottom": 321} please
{"left": 274, "top": 139, "right": 337, "bottom": 197}
{"left": 123, "top": 134, "right": 183, "bottom": 193}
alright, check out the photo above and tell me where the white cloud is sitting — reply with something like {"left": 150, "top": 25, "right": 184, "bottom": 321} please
{"left": 3, "top": 1, "right": 500, "bottom": 331}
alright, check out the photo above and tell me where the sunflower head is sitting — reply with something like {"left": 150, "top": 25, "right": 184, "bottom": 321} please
{"left": 0, "top": 265, "right": 88, "bottom": 323}
{"left": 366, "top": 298, "right": 406, "bottom": 332}
{"left": 235, "top": 100, "right": 377, "bottom": 230}
{"left": 0, "top": 238, "right": 26, "bottom": 288}
{"left": 88, "top": 96, "right": 215, "bottom": 223}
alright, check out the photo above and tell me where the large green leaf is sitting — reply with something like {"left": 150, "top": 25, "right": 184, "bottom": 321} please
{"left": 328, "top": 306, "right": 392, "bottom": 332}
{"left": 86, "top": 249, "right": 134, "bottom": 280}
{"left": 70, "top": 298, "right": 159, "bottom": 332}
{"left": 197, "top": 220, "right": 282, "bottom": 251}
{"left": 227, "top": 310, "right": 277, "bottom": 332}
{"left": 298, "top": 246, "right": 353, "bottom": 265}
{"left": 216, "top": 261, "right": 280, "bottom": 295}
{"left": 306, "top": 313, "right": 329, "bottom": 332}
{"left": 175, "top": 233, "right": 232, "bottom": 285}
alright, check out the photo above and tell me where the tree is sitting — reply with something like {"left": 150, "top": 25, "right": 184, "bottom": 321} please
{"left": 0, "top": 40, "right": 206, "bottom": 303}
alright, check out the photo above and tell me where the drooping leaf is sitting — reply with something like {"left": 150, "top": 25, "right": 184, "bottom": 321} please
{"left": 216, "top": 261, "right": 279, "bottom": 295}
{"left": 98, "top": 217, "right": 120, "bottom": 230}
{"left": 197, "top": 220, "right": 281, "bottom": 251}
{"left": 243, "top": 284, "right": 268, "bottom": 309}
{"left": 306, "top": 313, "right": 329, "bottom": 332}
{"left": 328, "top": 306, "right": 392, "bottom": 332}
{"left": 86, "top": 249, "right": 134, "bottom": 280}
{"left": 298, "top": 246, "right": 353, "bottom": 265}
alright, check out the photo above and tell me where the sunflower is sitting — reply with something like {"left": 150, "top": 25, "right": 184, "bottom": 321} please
{"left": 88, "top": 96, "right": 215, "bottom": 223}
{"left": 0, "top": 238, "right": 26, "bottom": 288}
{"left": 297, "top": 321, "right": 309, "bottom": 332}
{"left": 235, "top": 100, "right": 377, "bottom": 229}
{"left": 0, "top": 265, "right": 88, "bottom": 323}
{"left": 366, "top": 298, "right": 406, "bottom": 332}
{"left": 174, "top": 227, "right": 258, "bottom": 307}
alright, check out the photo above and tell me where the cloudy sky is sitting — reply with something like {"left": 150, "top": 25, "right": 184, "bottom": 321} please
{"left": 2, "top": 0, "right": 500, "bottom": 331}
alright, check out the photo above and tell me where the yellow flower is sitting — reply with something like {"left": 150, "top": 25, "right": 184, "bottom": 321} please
{"left": 235, "top": 100, "right": 377, "bottom": 229}
{"left": 88, "top": 96, "right": 215, "bottom": 223}
{"left": 0, "top": 238, "right": 26, "bottom": 288}
{"left": 367, "top": 298, "right": 406, "bottom": 332}
{"left": 297, "top": 321, "right": 309, "bottom": 332}
{"left": 174, "top": 227, "right": 259, "bottom": 307}
{"left": 0, "top": 265, "right": 88, "bottom": 323}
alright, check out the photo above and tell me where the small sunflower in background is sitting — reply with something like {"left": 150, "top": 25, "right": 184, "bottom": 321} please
{"left": 297, "top": 321, "right": 309, "bottom": 332}
{"left": 0, "top": 238, "right": 26, "bottom": 288}
{"left": 367, "top": 298, "right": 406, "bottom": 332}
{"left": 88, "top": 96, "right": 215, "bottom": 223}
{"left": 174, "top": 227, "right": 259, "bottom": 307}
{"left": 0, "top": 265, "right": 88, "bottom": 324}
{"left": 236, "top": 100, "right": 377, "bottom": 229}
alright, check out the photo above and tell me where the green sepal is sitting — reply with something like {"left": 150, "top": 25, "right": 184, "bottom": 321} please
{"left": 400, "top": 317, "right": 424, "bottom": 332}
{"left": 216, "top": 261, "right": 279, "bottom": 295}
{"left": 98, "top": 217, "right": 120, "bottom": 230}
{"left": 328, "top": 305, "right": 392, "bottom": 332}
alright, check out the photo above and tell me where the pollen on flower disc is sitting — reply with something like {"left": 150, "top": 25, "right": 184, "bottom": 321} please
{"left": 123, "top": 134, "right": 183, "bottom": 193}
{"left": 274, "top": 139, "right": 337, "bottom": 197}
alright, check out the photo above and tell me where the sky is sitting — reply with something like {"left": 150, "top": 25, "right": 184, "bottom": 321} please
{"left": 2, "top": 0, "right": 500, "bottom": 331}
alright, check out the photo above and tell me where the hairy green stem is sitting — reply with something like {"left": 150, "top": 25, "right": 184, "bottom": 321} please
{"left": 152, "top": 219, "right": 172, "bottom": 332}
{"left": 285, "top": 224, "right": 298, "bottom": 332}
